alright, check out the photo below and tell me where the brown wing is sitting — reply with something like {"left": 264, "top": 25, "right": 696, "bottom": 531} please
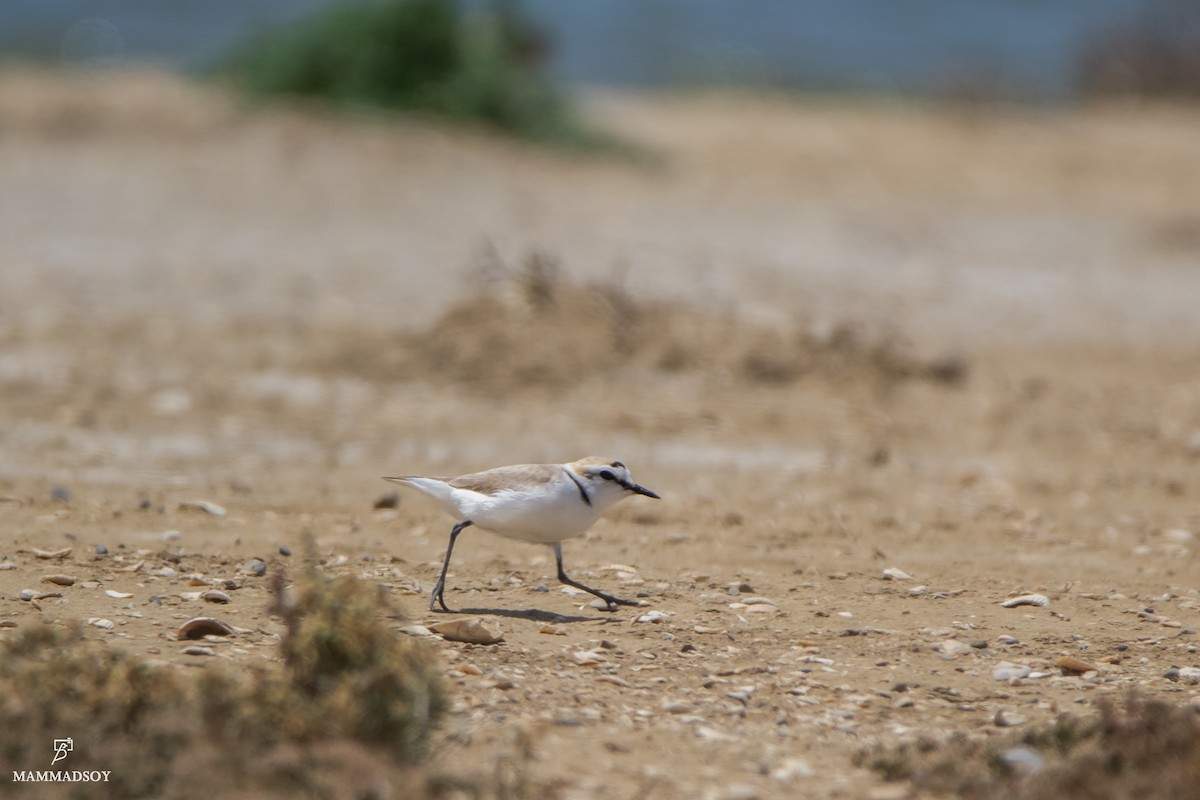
{"left": 447, "top": 463, "right": 558, "bottom": 496}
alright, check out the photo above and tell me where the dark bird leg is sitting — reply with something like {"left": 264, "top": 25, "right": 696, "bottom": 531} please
{"left": 430, "top": 520, "right": 473, "bottom": 613}
{"left": 554, "top": 542, "right": 638, "bottom": 611}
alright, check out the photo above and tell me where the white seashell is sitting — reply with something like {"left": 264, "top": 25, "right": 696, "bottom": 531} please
{"left": 88, "top": 618, "right": 115, "bottom": 630}
{"left": 1001, "top": 594, "right": 1049, "bottom": 608}
{"left": 883, "top": 567, "right": 913, "bottom": 581}
{"left": 200, "top": 590, "right": 231, "bottom": 604}
{"left": 573, "top": 650, "right": 607, "bottom": 666}
{"left": 179, "top": 500, "right": 226, "bottom": 517}
{"left": 635, "top": 610, "right": 670, "bottom": 623}
{"left": 105, "top": 590, "right": 133, "bottom": 599}
{"left": 177, "top": 617, "right": 236, "bottom": 640}
{"left": 33, "top": 547, "right": 72, "bottom": 559}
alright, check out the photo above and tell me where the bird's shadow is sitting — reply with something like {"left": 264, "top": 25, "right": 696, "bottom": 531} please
{"left": 450, "top": 606, "right": 620, "bottom": 624}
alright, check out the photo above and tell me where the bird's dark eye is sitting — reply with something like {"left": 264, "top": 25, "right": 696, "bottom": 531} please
{"left": 599, "top": 470, "right": 616, "bottom": 481}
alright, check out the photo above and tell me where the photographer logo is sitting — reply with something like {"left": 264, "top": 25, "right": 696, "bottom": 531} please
{"left": 9, "top": 738, "right": 110, "bottom": 784}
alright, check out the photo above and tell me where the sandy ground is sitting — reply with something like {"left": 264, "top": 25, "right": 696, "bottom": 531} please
{"left": 2, "top": 69, "right": 1200, "bottom": 798}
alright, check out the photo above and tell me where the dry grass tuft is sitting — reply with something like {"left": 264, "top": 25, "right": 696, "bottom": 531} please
{"left": 0, "top": 569, "right": 446, "bottom": 798}
{"left": 322, "top": 249, "right": 965, "bottom": 394}
{"left": 858, "top": 694, "right": 1200, "bottom": 800}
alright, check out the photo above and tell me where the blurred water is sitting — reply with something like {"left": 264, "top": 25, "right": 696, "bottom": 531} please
{"left": 0, "top": 0, "right": 1146, "bottom": 99}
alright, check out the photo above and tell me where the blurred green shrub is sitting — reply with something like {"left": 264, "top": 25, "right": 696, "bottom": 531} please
{"left": 220, "top": 0, "right": 606, "bottom": 147}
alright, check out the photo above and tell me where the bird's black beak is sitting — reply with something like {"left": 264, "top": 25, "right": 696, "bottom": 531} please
{"left": 624, "top": 481, "right": 660, "bottom": 499}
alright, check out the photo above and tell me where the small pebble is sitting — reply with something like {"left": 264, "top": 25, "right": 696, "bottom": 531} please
{"left": 95, "top": 545, "right": 108, "bottom": 555}
{"left": 1001, "top": 747, "right": 1045, "bottom": 775}
{"left": 247, "top": 559, "right": 266, "bottom": 577}
{"left": 993, "top": 661, "right": 1032, "bottom": 681}
{"left": 278, "top": 545, "right": 291, "bottom": 557}
{"left": 42, "top": 574, "right": 76, "bottom": 586}
{"left": 51, "top": 486, "right": 71, "bottom": 504}
{"left": 183, "top": 646, "right": 215, "bottom": 657}
{"left": 88, "top": 618, "right": 115, "bottom": 630}
{"left": 398, "top": 625, "right": 432, "bottom": 637}
{"left": 1056, "top": 655, "right": 1097, "bottom": 675}
{"left": 201, "top": 590, "right": 232, "bottom": 604}
{"left": 429, "top": 617, "right": 503, "bottom": 645}
{"left": 373, "top": 492, "right": 399, "bottom": 509}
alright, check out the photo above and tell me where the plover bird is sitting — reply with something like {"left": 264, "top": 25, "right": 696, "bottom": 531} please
{"left": 383, "top": 457, "right": 660, "bottom": 612}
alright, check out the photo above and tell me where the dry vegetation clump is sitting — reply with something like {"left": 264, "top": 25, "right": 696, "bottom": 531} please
{"left": 1078, "top": 0, "right": 1200, "bottom": 101}
{"left": 328, "top": 251, "right": 966, "bottom": 394}
{"left": 0, "top": 570, "right": 445, "bottom": 799}
{"left": 858, "top": 695, "right": 1200, "bottom": 800}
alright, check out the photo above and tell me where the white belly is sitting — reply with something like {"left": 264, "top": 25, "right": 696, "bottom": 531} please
{"left": 466, "top": 482, "right": 604, "bottom": 543}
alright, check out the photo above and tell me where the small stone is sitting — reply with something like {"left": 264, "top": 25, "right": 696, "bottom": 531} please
{"left": 50, "top": 486, "right": 71, "bottom": 504}
{"left": 183, "top": 646, "right": 215, "bottom": 657}
{"left": 993, "top": 661, "right": 1032, "bottom": 681}
{"left": 1056, "top": 655, "right": 1097, "bottom": 675}
{"left": 0, "top": 620, "right": 17, "bottom": 629}
{"left": 1178, "top": 667, "right": 1200, "bottom": 684}
{"left": 179, "top": 500, "right": 226, "bottom": 517}
{"left": 88, "top": 618, "right": 115, "bottom": 630}
{"left": 373, "top": 492, "right": 399, "bottom": 510}
{"left": 1163, "top": 667, "right": 1182, "bottom": 681}
{"left": 42, "top": 574, "right": 76, "bottom": 586}
{"left": 538, "top": 623, "right": 568, "bottom": 635}
{"left": 398, "top": 625, "right": 432, "bottom": 637}
{"left": 1001, "top": 594, "right": 1050, "bottom": 608}
{"left": 994, "top": 709, "right": 1027, "bottom": 727}
{"left": 635, "top": 610, "right": 670, "bottom": 623}
{"left": 429, "top": 617, "right": 503, "bottom": 645}
{"left": 95, "top": 545, "right": 108, "bottom": 555}
{"left": 201, "top": 590, "right": 231, "bottom": 604}
{"left": 938, "top": 639, "right": 971, "bottom": 656}
{"left": 0, "top": 562, "right": 16, "bottom": 570}
{"left": 1001, "top": 747, "right": 1046, "bottom": 775}
{"left": 247, "top": 559, "right": 266, "bottom": 577}
{"left": 771, "top": 758, "right": 815, "bottom": 781}
{"left": 177, "top": 617, "right": 237, "bottom": 640}
{"left": 908, "top": 585, "right": 927, "bottom": 596}
{"left": 278, "top": 545, "right": 291, "bottom": 557}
